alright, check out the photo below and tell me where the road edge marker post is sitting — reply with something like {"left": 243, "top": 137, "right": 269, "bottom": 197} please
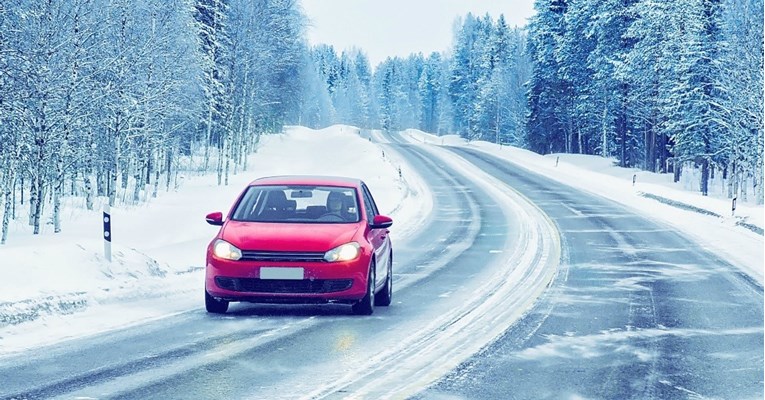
{"left": 731, "top": 197, "right": 737, "bottom": 217}
{"left": 104, "top": 204, "right": 112, "bottom": 262}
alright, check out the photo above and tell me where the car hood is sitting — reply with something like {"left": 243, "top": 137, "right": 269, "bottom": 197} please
{"left": 220, "top": 221, "right": 362, "bottom": 252}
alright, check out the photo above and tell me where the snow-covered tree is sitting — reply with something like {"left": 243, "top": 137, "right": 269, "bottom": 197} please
{"left": 0, "top": 0, "right": 307, "bottom": 243}
{"left": 526, "top": 0, "right": 570, "bottom": 153}
{"left": 624, "top": 0, "right": 677, "bottom": 172}
{"left": 663, "top": 0, "right": 726, "bottom": 196}
{"left": 298, "top": 50, "right": 334, "bottom": 128}
{"left": 449, "top": 13, "right": 484, "bottom": 140}
{"left": 717, "top": 0, "right": 764, "bottom": 203}
{"left": 418, "top": 52, "right": 445, "bottom": 134}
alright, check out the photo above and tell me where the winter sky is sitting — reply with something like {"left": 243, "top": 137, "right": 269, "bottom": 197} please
{"left": 300, "top": 0, "right": 537, "bottom": 66}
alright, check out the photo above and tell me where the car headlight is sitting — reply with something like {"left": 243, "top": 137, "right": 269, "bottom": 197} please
{"left": 324, "top": 242, "right": 361, "bottom": 262}
{"left": 213, "top": 239, "right": 242, "bottom": 261}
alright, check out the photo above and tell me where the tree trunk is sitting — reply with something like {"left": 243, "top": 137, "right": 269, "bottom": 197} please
{"left": 700, "top": 159, "right": 709, "bottom": 196}
{"left": 53, "top": 181, "right": 62, "bottom": 233}
{"left": 224, "top": 132, "right": 231, "bottom": 186}
{"left": 566, "top": 114, "right": 572, "bottom": 154}
{"left": 740, "top": 169, "right": 748, "bottom": 202}
{"left": 165, "top": 147, "right": 173, "bottom": 193}
{"left": 756, "top": 164, "right": 764, "bottom": 205}
{"left": 109, "top": 139, "right": 119, "bottom": 207}
{"left": 85, "top": 170, "right": 94, "bottom": 211}
{"left": 1, "top": 169, "right": 14, "bottom": 244}
{"left": 153, "top": 163, "right": 160, "bottom": 199}
{"left": 659, "top": 130, "right": 668, "bottom": 173}
{"left": 12, "top": 175, "right": 17, "bottom": 219}
{"left": 727, "top": 163, "right": 734, "bottom": 198}
{"left": 32, "top": 181, "right": 44, "bottom": 235}
{"left": 646, "top": 123, "right": 656, "bottom": 172}
{"left": 243, "top": 116, "right": 253, "bottom": 172}
{"left": 217, "top": 135, "right": 224, "bottom": 186}
{"left": 601, "top": 105, "right": 608, "bottom": 157}
{"left": 133, "top": 170, "right": 142, "bottom": 203}
{"left": 203, "top": 100, "right": 214, "bottom": 173}
{"left": 121, "top": 156, "right": 130, "bottom": 191}
{"left": 142, "top": 151, "right": 150, "bottom": 202}
{"left": 133, "top": 155, "right": 143, "bottom": 204}
{"left": 618, "top": 115, "right": 627, "bottom": 167}
{"left": 96, "top": 168, "right": 105, "bottom": 197}
{"left": 53, "top": 160, "right": 64, "bottom": 233}
{"left": 28, "top": 176, "right": 38, "bottom": 226}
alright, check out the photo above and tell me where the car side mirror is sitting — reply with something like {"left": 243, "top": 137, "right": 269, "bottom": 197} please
{"left": 370, "top": 215, "right": 393, "bottom": 229}
{"left": 205, "top": 212, "right": 224, "bottom": 226}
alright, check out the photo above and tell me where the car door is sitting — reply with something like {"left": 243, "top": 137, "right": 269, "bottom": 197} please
{"left": 360, "top": 184, "right": 390, "bottom": 288}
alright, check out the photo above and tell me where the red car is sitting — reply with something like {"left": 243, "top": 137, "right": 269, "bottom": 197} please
{"left": 204, "top": 175, "right": 393, "bottom": 315}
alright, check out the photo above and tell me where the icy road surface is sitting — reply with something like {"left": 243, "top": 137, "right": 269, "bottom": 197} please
{"left": 0, "top": 132, "right": 558, "bottom": 400}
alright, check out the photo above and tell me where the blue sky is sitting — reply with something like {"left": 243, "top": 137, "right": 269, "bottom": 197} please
{"left": 300, "top": 0, "right": 536, "bottom": 66}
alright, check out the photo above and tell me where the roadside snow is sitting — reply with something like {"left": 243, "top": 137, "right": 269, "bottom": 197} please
{"left": 0, "top": 125, "right": 761, "bottom": 356}
{"left": 0, "top": 125, "right": 429, "bottom": 354}
{"left": 401, "top": 129, "right": 763, "bottom": 285}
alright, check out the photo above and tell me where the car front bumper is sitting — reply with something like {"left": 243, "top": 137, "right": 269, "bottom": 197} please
{"left": 205, "top": 257, "right": 370, "bottom": 303}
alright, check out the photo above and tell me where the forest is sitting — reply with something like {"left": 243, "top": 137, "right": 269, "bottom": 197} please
{"left": 0, "top": 0, "right": 762, "bottom": 243}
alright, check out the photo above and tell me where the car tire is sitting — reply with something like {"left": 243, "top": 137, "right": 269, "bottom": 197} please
{"left": 205, "top": 290, "right": 229, "bottom": 314}
{"left": 352, "top": 261, "right": 375, "bottom": 315}
{"left": 374, "top": 254, "right": 393, "bottom": 307}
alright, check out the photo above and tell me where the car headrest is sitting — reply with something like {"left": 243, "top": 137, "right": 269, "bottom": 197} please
{"left": 265, "top": 190, "right": 288, "bottom": 209}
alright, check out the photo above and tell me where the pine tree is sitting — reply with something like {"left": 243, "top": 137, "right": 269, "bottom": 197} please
{"left": 665, "top": 0, "right": 726, "bottom": 196}
{"left": 624, "top": 0, "right": 677, "bottom": 172}
{"left": 299, "top": 50, "right": 334, "bottom": 128}
{"left": 718, "top": 0, "right": 764, "bottom": 203}
{"left": 418, "top": 52, "right": 444, "bottom": 134}
{"left": 449, "top": 13, "right": 482, "bottom": 139}
{"left": 526, "top": 0, "right": 570, "bottom": 154}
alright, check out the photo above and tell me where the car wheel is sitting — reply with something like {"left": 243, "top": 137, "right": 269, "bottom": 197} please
{"left": 374, "top": 254, "right": 392, "bottom": 307}
{"left": 205, "top": 290, "right": 229, "bottom": 314}
{"left": 352, "top": 261, "right": 375, "bottom": 315}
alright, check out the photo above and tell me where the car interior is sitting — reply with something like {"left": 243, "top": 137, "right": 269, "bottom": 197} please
{"left": 245, "top": 187, "right": 359, "bottom": 223}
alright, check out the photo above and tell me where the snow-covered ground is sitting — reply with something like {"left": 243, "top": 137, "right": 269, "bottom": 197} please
{"left": 401, "top": 129, "right": 763, "bottom": 285}
{"left": 0, "top": 125, "right": 761, "bottom": 356}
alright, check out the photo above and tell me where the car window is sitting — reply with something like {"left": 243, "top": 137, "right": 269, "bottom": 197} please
{"left": 360, "top": 183, "right": 379, "bottom": 221}
{"left": 231, "top": 186, "right": 265, "bottom": 220}
{"left": 231, "top": 185, "right": 360, "bottom": 223}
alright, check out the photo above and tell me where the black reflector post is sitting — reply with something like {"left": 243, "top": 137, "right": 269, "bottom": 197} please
{"left": 103, "top": 204, "right": 112, "bottom": 262}
{"left": 732, "top": 197, "right": 737, "bottom": 217}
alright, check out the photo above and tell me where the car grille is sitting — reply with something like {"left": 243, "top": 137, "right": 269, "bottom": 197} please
{"left": 215, "top": 277, "right": 353, "bottom": 294}
{"left": 239, "top": 250, "right": 326, "bottom": 263}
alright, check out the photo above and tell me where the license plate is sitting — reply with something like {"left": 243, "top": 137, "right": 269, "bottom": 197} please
{"left": 260, "top": 267, "right": 304, "bottom": 280}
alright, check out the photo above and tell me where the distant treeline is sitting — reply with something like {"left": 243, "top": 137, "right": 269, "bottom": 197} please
{"left": 0, "top": 0, "right": 762, "bottom": 243}
{"left": 303, "top": 0, "right": 763, "bottom": 203}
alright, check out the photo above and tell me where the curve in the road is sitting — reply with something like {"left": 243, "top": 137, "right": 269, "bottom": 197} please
{"left": 415, "top": 145, "right": 764, "bottom": 400}
{"left": 300, "top": 138, "right": 560, "bottom": 399}
{"left": 0, "top": 132, "right": 558, "bottom": 400}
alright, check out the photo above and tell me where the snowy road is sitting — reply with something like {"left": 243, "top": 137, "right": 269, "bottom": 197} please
{"left": 0, "top": 131, "right": 761, "bottom": 400}
{"left": 0, "top": 133, "right": 558, "bottom": 399}
{"left": 416, "top": 146, "right": 764, "bottom": 400}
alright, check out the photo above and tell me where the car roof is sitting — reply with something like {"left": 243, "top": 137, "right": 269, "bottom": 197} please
{"left": 248, "top": 175, "right": 363, "bottom": 188}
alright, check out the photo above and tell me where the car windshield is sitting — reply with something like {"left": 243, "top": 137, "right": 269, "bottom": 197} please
{"left": 231, "top": 185, "right": 360, "bottom": 223}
